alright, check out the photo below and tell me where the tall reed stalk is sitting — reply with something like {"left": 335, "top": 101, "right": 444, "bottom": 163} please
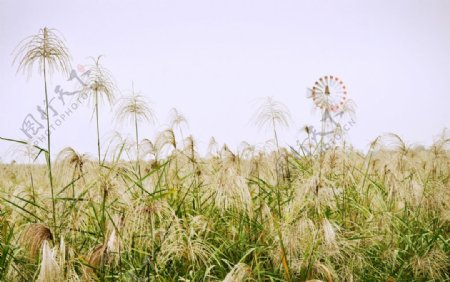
{"left": 13, "top": 27, "right": 71, "bottom": 234}
{"left": 80, "top": 56, "right": 115, "bottom": 165}
{"left": 116, "top": 84, "right": 155, "bottom": 181}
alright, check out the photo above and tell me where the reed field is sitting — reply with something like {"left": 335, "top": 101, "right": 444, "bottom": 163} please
{"left": 0, "top": 27, "right": 449, "bottom": 282}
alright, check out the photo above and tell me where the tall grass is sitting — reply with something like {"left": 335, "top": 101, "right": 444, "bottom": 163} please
{"left": 80, "top": 56, "right": 116, "bottom": 165}
{"left": 0, "top": 28, "right": 448, "bottom": 282}
{"left": 12, "top": 27, "right": 71, "bottom": 236}
{"left": 115, "top": 84, "right": 155, "bottom": 181}
{"left": 1, "top": 131, "right": 448, "bottom": 281}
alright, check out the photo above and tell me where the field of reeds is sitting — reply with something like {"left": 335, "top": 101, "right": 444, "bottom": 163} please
{"left": 0, "top": 27, "right": 449, "bottom": 281}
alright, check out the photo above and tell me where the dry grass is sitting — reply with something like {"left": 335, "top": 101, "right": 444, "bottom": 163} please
{"left": 1, "top": 27, "right": 448, "bottom": 282}
{"left": 0, "top": 132, "right": 448, "bottom": 281}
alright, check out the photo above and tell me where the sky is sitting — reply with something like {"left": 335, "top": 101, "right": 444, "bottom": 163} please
{"left": 0, "top": 0, "right": 449, "bottom": 162}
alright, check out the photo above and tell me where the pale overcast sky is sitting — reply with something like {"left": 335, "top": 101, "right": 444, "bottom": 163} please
{"left": 1, "top": 0, "right": 449, "bottom": 161}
